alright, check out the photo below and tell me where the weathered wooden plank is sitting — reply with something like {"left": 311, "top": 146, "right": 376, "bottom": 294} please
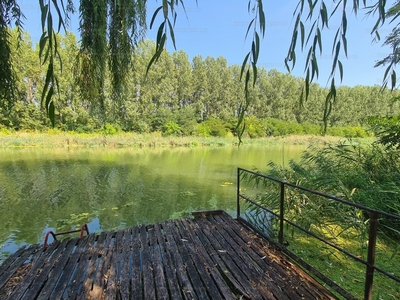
{"left": 179, "top": 219, "right": 236, "bottom": 300}
{"left": 0, "top": 245, "right": 36, "bottom": 291}
{"left": 163, "top": 220, "right": 197, "bottom": 299}
{"left": 192, "top": 210, "right": 224, "bottom": 217}
{"left": 185, "top": 218, "right": 252, "bottom": 299}
{"left": 50, "top": 235, "right": 91, "bottom": 299}
{"left": 26, "top": 239, "right": 72, "bottom": 299}
{"left": 0, "top": 245, "right": 28, "bottom": 277}
{"left": 88, "top": 230, "right": 115, "bottom": 300}
{"left": 104, "top": 230, "right": 124, "bottom": 300}
{"left": 199, "top": 215, "right": 275, "bottom": 300}
{"left": 131, "top": 226, "right": 142, "bottom": 300}
{"left": 65, "top": 234, "right": 97, "bottom": 299}
{"left": 153, "top": 223, "right": 183, "bottom": 300}
{"left": 148, "top": 224, "right": 169, "bottom": 300}
{"left": 216, "top": 213, "right": 337, "bottom": 299}
{"left": 217, "top": 213, "right": 317, "bottom": 299}
{"left": 192, "top": 216, "right": 263, "bottom": 299}
{"left": 168, "top": 220, "right": 210, "bottom": 299}
{"left": 0, "top": 211, "right": 339, "bottom": 300}
{"left": 175, "top": 219, "right": 225, "bottom": 300}
{"left": 212, "top": 214, "right": 296, "bottom": 297}
{"left": 7, "top": 241, "right": 60, "bottom": 300}
{"left": 204, "top": 214, "right": 288, "bottom": 300}
{"left": 140, "top": 225, "right": 156, "bottom": 300}
{"left": 36, "top": 239, "right": 77, "bottom": 300}
{"left": 76, "top": 231, "right": 107, "bottom": 300}
{"left": 119, "top": 227, "right": 133, "bottom": 300}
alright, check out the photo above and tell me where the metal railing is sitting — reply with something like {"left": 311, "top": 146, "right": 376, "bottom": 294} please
{"left": 44, "top": 223, "right": 89, "bottom": 248}
{"left": 237, "top": 167, "right": 400, "bottom": 300}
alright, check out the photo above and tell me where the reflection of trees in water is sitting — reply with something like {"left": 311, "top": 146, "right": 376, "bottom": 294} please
{"left": 0, "top": 153, "right": 236, "bottom": 250}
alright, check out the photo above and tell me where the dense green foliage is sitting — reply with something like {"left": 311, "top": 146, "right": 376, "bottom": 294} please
{"left": 243, "top": 140, "right": 400, "bottom": 297}
{"left": 252, "top": 140, "right": 400, "bottom": 240}
{"left": 2, "top": 29, "right": 400, "bottom": 138}
{"left": 270, "top": 140, "right": 400, "bottom": 215}
{"left": 1, "top": 1, "right": 400, "bottom": 133}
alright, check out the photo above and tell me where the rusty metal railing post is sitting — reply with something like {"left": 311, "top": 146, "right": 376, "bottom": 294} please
{"left": 364, "top": 211, "right": 379, "bottom": 300}
{"left": 237, "top": 168, "right": 241, "bottom": 219}
{"left": 278, "top": 182, "right": 285, "bottom": 245}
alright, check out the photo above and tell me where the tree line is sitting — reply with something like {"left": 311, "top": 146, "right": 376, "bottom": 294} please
{"left": 2, "top": 28, "right": 400, "bottom": 138}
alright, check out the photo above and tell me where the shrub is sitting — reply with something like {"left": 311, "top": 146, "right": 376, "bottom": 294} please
{"left": 245, "top": 117, "right": 265, "bottom": 138}
{"left": 103, "top": 123, "right": 121, "bottom": 135}
{"left": 263, "top": 140, "right": 400, "bottom": 239}
{"left": 204, "top": 118, "right": 230, "bottom": 137}
{"left": 163, "top": 121, "right": 182, "bottom": 136}
{"left": 197, "top": 122, "right": 211, "bottom": 137}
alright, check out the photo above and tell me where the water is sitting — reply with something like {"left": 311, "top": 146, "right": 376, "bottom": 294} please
{"left": 0, "top": 144, "right": 305, "bottom": 263}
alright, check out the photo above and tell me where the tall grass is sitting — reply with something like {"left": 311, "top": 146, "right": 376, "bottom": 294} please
{"left": 242, "top": 139, "right": 400, "bottom": 298}
{"left": 0, "top": 131, "right": 357, "bottom": 148}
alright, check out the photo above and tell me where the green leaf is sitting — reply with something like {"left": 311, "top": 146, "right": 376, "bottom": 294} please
{"left": 306, "top": 20, "right": 317, "bottom": 44}
{"left": 150, "top": 6, "right": 163, "bottom": 29}
{"left": 52, "top": 0, "right": 66, "bottom": 32}
{"left": 167, "top": 19, "right": 177, "bottom": 49}
{"left": 305, "top": 47, "right": 313, "bottom": 72}
{"left": 341, "top": 34, "right": 348, "bottom": 58}
{"left": 311, "top": 53, "right": 319, "bottom": 81}
{"left": 342, "top": 10, "right": 347, "bottom": 36}
{"left": 252, "top": 62, "right": 257, "bottom": 87}
{"left": 258, "top": 1, "right": 266, "bottom": 37}
{"left": 316, "top": 28, "right": 322, "bottom": 54}
{"left": 240, "top": 52, "right": 251, "bottom": 80}
{"left": 162, "top": 0, "right": 169, "bottom": 19}
{"left": 245, "top": 19, "right": 255, "bottom": 41}
{"left": 391, "top": 70, "right": 397, "bottom": 90}
{"left": 40, "top": 3, "right": 48, "bottom": 31}
{"left": 47, "top": 11, "right": 53, "bottom": 38}
{"left": 39, "top": 33, "right": 49, "bottom": 59}
{"left": 332, "top": 28, "right": 340, "bottom": 55}
{"left": 320, "top": 2, "right": 329, "bottom": 29}
{"left": 300, "top": 21, "right": 305, "bottom": 50}
{"left": 155, "top": 22, "right": 165, "bottom": 51}
{"left": 146, "top": 34, "right": 166, "bottom": 75}
{"left": 305, "top": 68, "right": 310, "bottom": 101}
{"left": 48, "top": 93, "right": 55, "bottom": 127}
{"left": 338, "top": 60, "right": 344, "bottom": 82}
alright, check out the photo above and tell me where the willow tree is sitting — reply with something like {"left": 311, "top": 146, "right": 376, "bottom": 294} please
{"left": 0, "top": 1, "right": 24, "bottom": 115}
{"left": 0, "top": 0, "right": 399, "bottom": 130}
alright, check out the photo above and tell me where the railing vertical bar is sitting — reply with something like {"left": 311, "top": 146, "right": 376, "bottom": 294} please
{"left": 364, "top": 211, "right": 379, "bottom": 300}
{"left": 237, "top": 168, "right": 241, "bottom": 219}
{"left": 279, "top": 182, "right": 285, "bottom": 244}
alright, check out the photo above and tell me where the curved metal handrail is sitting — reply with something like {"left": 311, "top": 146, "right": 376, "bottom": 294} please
{"left": 43, "top": 223, "right": 89, "bottom": 248}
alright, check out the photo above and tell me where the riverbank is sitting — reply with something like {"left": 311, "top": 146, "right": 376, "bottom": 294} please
{"left": 0, "top": 131, "right": 375, "bottom": 148}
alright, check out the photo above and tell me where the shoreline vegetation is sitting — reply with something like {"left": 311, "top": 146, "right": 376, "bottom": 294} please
{"left": 0, "top": 132, "right": 375, "bottom": 148}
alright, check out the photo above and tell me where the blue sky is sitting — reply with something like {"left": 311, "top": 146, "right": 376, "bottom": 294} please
{"left": 19, "top": 0, "right": 395, "bottom": 87}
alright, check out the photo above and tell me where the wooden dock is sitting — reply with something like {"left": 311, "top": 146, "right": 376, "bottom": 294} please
{"left": 0, "top": 211, "right": 337, "bottom": 299}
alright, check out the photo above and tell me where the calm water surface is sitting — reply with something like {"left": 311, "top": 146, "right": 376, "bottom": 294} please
{"left": 0, "top": 144, "right": 306, "bottom": 263}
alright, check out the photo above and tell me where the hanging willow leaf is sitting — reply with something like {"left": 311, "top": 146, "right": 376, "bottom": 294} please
{"left": 150, "top": 6, "right": 163, "bottom": 29}
{"left": 338, "top": 60, "right": 343, "bottom": 82}
{"left": 236, "top": 0, "right": 266, "bottom": 144}
{"left": 300, "top": 21, "right": 305, "bottom": 49}
{"left": 240, "top": 52, "right": 251, "bottom": 80}
{"left": 38, "top": 0, "right": 75, "bottom": 126}
{"left": 391, "top": 70, "right": 397, "bottom": 90}
{"left": 0, "top": 0, "right": 24, "bottom": 114}
{"left": 320, "top": 2, "right": 329, "bottom": 29}
{"left": 147, "top": 0, "right": 187, "bottom": 76}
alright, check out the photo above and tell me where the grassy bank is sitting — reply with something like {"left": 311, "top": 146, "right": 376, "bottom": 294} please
{"left": 0, "top": 131, "right": 375, "bottom": 148}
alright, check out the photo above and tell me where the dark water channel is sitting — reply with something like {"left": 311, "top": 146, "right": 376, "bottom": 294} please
{"left": 0, "top": 144, "right": 305, "bottom": 263}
